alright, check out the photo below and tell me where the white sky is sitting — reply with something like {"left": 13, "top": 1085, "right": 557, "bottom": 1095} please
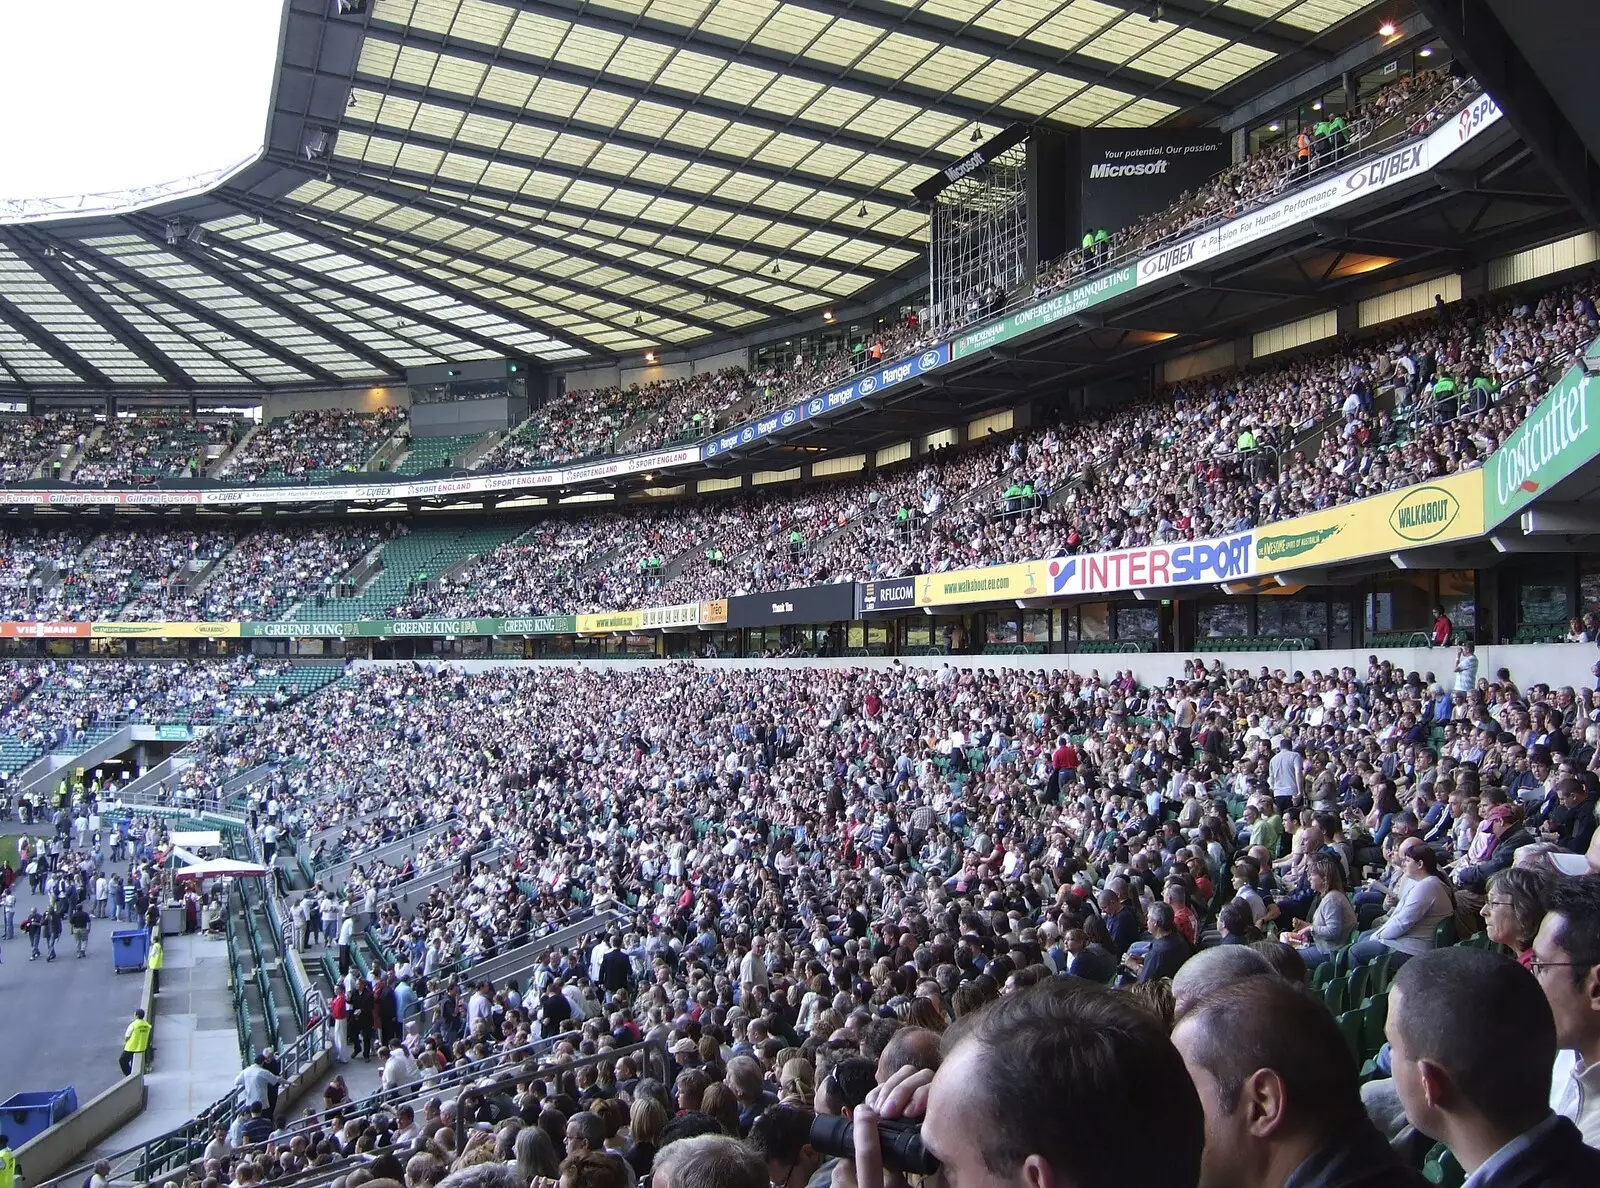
{"left": 0, "top": 0, "right": 284, "bottom": 206}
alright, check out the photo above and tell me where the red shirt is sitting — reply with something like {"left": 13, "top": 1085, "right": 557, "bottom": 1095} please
{"left": 1433, "top": 614, "right": 1452, "bottom": 646}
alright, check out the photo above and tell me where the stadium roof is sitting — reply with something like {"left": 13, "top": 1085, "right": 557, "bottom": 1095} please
{"left": 0, "top": 0, "right": 1389, "bottom": 390}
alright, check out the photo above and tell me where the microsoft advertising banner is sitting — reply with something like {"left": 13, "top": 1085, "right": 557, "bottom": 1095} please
{"left": 1080, "top": 130, "right": 1229, "bottom": 242}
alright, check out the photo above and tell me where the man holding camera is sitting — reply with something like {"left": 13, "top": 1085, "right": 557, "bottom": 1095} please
{"left": 829, "top": 981, "right": 1202, "bottom": 1188}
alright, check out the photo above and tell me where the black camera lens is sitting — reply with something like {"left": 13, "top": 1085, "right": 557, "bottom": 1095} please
{"left": 808, "top": 1113, "right": 940, "bottom": 1176}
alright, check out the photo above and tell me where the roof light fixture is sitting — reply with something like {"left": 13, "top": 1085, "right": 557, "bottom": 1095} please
{"left": 823, "top": 310, "right": 834, "bottom": 322}
{"left": 1379, "top": 20, "right": 1397, "bottom": 36}
{"left": 970, "top": 126, "right": 982, "bottom": 143}
{"left": 1419, "top": 44, "right": 1433, "bottom": 57}
{"left": 772, "top": 262, "right": 781, "bottom": 277}
{"left": 1150, "top": 3, "right": 1164, "bottom": 20}
{"left": 347, "top": 93, "right": 358, "bottom": 109}
{"left": 644, "top": 352, "right": 656, "bottom": 364}
{"left": 858, "top": 202, "right": 868, "bottom": 218}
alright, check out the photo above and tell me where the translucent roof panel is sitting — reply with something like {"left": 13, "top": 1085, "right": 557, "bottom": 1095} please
{"left": 0, "top": 0, "right": 1356, "bottom": 388}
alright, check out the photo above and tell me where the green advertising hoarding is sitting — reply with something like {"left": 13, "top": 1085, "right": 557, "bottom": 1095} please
{"left": 952, "top": 267, "right": 1136, "bottom": 360}
{"left": 1484, "top": 340, "right": 1600, "bottom": 528}
{"left": 238, "top": 615, "right": 577, "bottom": 639}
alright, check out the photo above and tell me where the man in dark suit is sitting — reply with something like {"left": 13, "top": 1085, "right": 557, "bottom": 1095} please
{"left": 1387, "top": 946, "right": 1600, "bottom": 1187}
{"left": 1059, "top": 927, "right": 1117, "bottom": 984}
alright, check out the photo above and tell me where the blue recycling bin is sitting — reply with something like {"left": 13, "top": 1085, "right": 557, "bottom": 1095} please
{"left": 111, "top": 928, "right": 150, "bottom": 973}
{"left": 0, "top": 1088, "right": 78, "bottom": 1146}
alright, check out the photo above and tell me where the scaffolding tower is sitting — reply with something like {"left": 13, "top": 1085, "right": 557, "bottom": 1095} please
{"left": 928, "top": 141, "right": 1029, "bottom": 333}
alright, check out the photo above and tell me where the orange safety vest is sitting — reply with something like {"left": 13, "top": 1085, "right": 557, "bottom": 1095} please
{"left": 1296, "top": 133, "right": 1311, "bottom": 159}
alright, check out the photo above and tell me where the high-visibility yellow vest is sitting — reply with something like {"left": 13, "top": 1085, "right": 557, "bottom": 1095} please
{"left": 124, "top": 1019, "right": 152, "bottom": 1053}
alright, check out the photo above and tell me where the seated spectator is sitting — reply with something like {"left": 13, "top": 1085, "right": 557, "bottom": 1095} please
{"left": 1387, "top": 946, "right": 1600, "bottom": 1184}
{"left": 1173, "top": 974, "right": 1418, "bottom": 1188}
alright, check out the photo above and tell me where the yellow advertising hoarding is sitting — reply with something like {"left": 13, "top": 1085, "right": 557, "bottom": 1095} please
{"left": 1251, "top": 470, "right": 1484, "bottom": 571}
{"left": 699, "top": 599, "right": 729, "bottom": 625}
{"left": 915, "top": 561, "right": 1046, "bottom": 608}
{"left": 576, "top": 611, "right": 643, "bottom": 634}
{"left": 90, "top": 621, "right": 242, "bottom": 639}
{"left": 639, "top": 603, "right": 699, "bottom": 629}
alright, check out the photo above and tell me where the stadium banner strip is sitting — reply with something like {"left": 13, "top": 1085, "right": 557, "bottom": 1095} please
{"left": 700, "top": 345, "right": 951, "bottom": 461}
{"left": 638, "top": 603, "right": 701, "bottom": 629}
{"left": 0, "top": 621, "right": 91, "bottom": 638}
{"left": 725, "top": 584, "right": 859, "bottom": 628}
{"left": 1484, "top": 340, "right": 1600, "bottom": 529}
{"left": 1253, "top": 470, "right": 1485, "bottom": 570}
{"left": 952, "top": 268, "right": 1136, "bottom": 359}
{"left": 914, "top": 532, "right": 1256, "bottom": 609}
{"left": 236, "top": 616, "right": 577, "bottom": 639}
{"left": 576, "top": 611, "right": 644, "bottom": 634}
{"left": 0, "top": 99, "right": 1506, "bottom": 516}
{"left": 699, "top": 600, "right": 729, "bottom": 625}
{"left": 1132, "top": 93, "right": 1502, "bottom": 288}
{"left": 89, "top": 621, "right": 241, "bottom": 639}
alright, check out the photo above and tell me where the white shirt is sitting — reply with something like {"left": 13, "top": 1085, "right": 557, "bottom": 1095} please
{"left": 338, "top": 917, "right": 355, "bottom": 945}
{"left": 467, "top": 990, "right": 491, "bottom": 1031}
{"left": 233, "top": 1064, "right": 280, "bottom": 1108}
{"left": 1552, "top": 1049, "right": 1600, "bottom": 1150}
{"left": 382, "top": 1047, "right": 420, "bottom": 1090}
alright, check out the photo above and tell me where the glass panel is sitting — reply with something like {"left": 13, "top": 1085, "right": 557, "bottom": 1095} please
{"left": 1331, "top": 597, "right": 1354, "bottom": 648}
{"left": 1198, "top": 601, "right": 1249, "bottom": 638}
{"left": 987, "top": 616, "right": 1020, "bottom": 645}
{"left": 1115, "top": 603, "right": 1158, "bottom": 641}
{"left": 1079, "top": 603, "right": 1110, "bottom": 641}
{"left": 1437, "top": 570, "right": 1476, "bottom": 628}
{"left": 1023, "top": 610, "right": 1050, "bottom": 643}
{"left": 1519, "top": 581, "right": 1570, "bottom": 625}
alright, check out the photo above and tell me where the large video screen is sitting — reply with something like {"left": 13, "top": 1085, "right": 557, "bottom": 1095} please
{"left": 0, "top": 0, "right": 285, "bottom": 224}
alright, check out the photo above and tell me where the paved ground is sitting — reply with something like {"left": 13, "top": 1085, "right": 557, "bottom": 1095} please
{"left": 83, "top": 929, "right": 243, "bottom": 1162}
{"left": 0, "top": 854, "right": 146, "bottom": 1112}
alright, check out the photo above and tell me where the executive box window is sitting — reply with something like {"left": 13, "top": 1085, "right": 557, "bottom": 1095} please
{"left": 1077, "top": 603, "right": 1111, "bottom": 642}
{"left": 1256, "top": 596, "right": 1328, "bottom": 641}
{"left": 1437, "top": 570, "right": 1476, "bottom": 629}
{"left": 1023, "top": 610, "right": 1051, "bottom": 644}
{"left": 1198, "top": 601, "right": 1250, "bottom": 639}
{"left": 987, "top": 616, "right": 1021, "bottom": 645}
{"left": 1365, "top": 573, "right": 1435, "bottom": 634}
{"left": 1519, "top": 581, "right": 1571, "bottom": 627}
{"left": 1114, "top": 603, "right": 1158, "bottom": 641}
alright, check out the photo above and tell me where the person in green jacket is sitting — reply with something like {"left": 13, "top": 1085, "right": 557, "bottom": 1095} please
{"left": 1093, "top": 227, "right": 1109, "bottom": 265}
{"left": 0, "top": 1134, "right": 17, "bottom": 1188}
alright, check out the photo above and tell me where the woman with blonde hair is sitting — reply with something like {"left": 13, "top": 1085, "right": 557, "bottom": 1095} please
{"left": 625, "top": 1096, "right": 666, "bottom": 1179}
{"left": 777, "top": 1057, "right": 814, "bottom": 1107}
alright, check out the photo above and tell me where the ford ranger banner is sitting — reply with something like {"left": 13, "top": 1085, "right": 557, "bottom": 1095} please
{"left": 702, "top": 344, "right": 950, "bottom": 461}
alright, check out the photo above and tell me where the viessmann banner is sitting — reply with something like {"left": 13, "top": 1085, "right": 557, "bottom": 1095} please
{"left": 700, "top": 345, "right": 951, "bottom": 460}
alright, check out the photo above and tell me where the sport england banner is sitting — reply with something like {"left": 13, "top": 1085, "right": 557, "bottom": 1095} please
{"left": 1080, "top": 130, "right": 1229, "bottom": 242}
{"left": 1250, "top": 471, "right": 1484, "bottom": 570}
{"left": 701, "top": 345, "right": 951, "bottom": 460}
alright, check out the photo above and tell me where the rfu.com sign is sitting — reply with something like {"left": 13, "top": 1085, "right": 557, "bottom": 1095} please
{"left": 1075, "top": 534, "right": 1254, "bottom": 594}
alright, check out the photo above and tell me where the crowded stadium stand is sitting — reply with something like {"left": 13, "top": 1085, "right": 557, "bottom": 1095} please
{"left": 10, "top": 3, "right": 1600, "bottom": 1188}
